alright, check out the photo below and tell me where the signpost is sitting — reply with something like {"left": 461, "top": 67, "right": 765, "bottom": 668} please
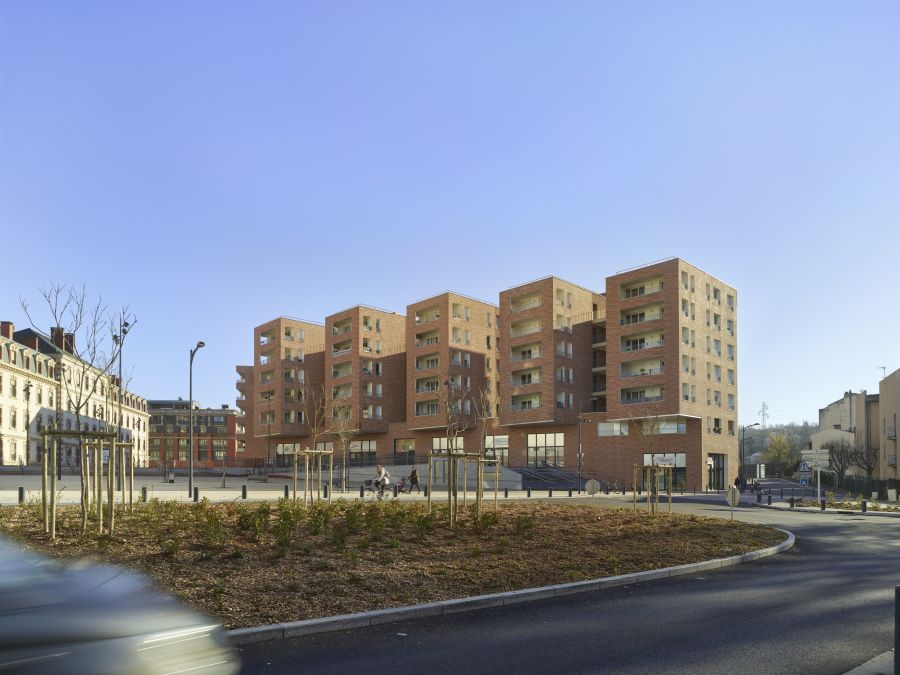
{"left": 585, "top": 479, "right": 601, "bottom": 505}
{"left": 726, "top": 486, "right": 740, "bottom": 520}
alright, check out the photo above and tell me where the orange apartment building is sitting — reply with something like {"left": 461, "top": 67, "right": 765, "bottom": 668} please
{"left": 235, "top": 258, "right": 739, "bottom": 489}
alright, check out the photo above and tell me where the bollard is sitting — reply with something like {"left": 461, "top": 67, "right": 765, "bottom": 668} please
{"left": 820, "top": 499, "right": 826, "bottom": 511}
{"left": 392, "top": 485, "right": 398, "bottom": 498}
{"left": 693, "top": 484, "right": 696, "bottom": 495}
{"left": 767, "top": 494, "right": 772, "bottom": 505}
{"left": 193, "top": 486, "right": 199, "bottom": 503}
{"left": 789, "top": 497, "right": 795, "bottom": 508}
{"left": 757, "top": 492, "right": 762, "bottom": 503}
{"left": 527, "top": 488, "right": 532, "bottom": 498}
{"left": 568, "top": 489, "right": 573, "bottom": 497}
{"left": 359, "top": 485, "right": 365, "bottom": 499}
{"left": 895, "top": 586, "right": 899, "bottom": 675}
{"left": 284, "top": 485, "right": 289, "bottom": 498}
{"left": 324, "top": 484, "right": 329, "bottom": 499}
{"left": 504, "top": 487, "right": 509, "bottom": 499}
{"left": 549, "top": 489, "right": 553, "bottom": 498}
{"left": 241, "top": 485, "right": 247, "bottom": 500}
{"left": 141, "top": 486, "right": 148, "bottom": 503}
{"left": 18, "top": 487, "right": 25, "bottom": 504}
{"left": 605, "top": 487, "right": 610, "bottom": 495}
{"left": 862, "top": 500, "right": 867, "bottom": 513}
{"left": 424, "top": 485, "right": 429, "bottom": 497}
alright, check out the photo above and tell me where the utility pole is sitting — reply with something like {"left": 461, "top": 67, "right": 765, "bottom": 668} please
{"left": 759, "top": 402, "right": 769, "bottom": 429}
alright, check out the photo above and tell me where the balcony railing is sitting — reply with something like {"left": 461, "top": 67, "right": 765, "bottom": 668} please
{"left": 415, "top": 314, "right": 440, "bottom": 325}
{"left": 621, "top": 394, "right": 664, "bottom": 405}
{"left": 621, "top": 367, "right": 665, "bottom": 378}
{"left": 415, "top": 337, "right": 439, "bottom": 348}
{"left": 510, "top": 298, "right": 541, "bottom": 313}
{"left": 511, "top": 377, "right": 540, "bottom": 386}
{"left": 620, "top": 312, "right": 663, "bottom": 326}
{"left": 510, "top": 403, "right": 540, "bottom": 412}
{"left": 332, "top": 391, "right": 352, "bottom": 400}
{"left": 259, "top": 336, "right": 275, "bottom": 346}
{"left": 415, "top": 407, "right": 440, "bottom": 417}
{"left": 332, "top": 325, "right": 352, "bottom": 335}
{"left": 622, "top": 340, "right": 664, "bottom": 352}
{"left": 332, "top": 370, "right": 352, "bottom": 378}
{"left": 510, "top": 325, "right": 541, "bottom": 338}
{"left": 510, "top": 352, "right": 540, "bottom": 362}
{"left": 332, "top": 346, "right": 352, "bottom": 356}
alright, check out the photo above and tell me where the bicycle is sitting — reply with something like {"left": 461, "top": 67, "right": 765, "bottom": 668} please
{"left": 362, "top": 479, "right": 395, "bottom": 503}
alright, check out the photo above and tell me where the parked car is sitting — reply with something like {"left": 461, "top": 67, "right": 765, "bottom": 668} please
{"left": 0, "top": 536, "right": 240, "bottom": 674}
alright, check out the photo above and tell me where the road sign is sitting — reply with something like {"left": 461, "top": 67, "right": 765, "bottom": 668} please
{"left": 585, "top": 479, "right": 601, "bottom": 495}
{"left": 798, "top": 460, "right": 810, "bottom": 472}
{"left": 726, "top": 487, "right": 741, "bottom": 507}
{"left": 799, "top": 478, "right": 809, "bottom": 487}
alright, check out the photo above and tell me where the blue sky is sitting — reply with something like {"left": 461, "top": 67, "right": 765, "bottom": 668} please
{"left": 2, "top": 1, "right": 898, "bottom": 424}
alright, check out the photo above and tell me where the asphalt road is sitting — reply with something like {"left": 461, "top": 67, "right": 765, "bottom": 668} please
{"left": 237, "top": 491, "right": 900, "bottom": 674}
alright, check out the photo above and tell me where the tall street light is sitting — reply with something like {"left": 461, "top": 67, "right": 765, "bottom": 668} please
{"left": 188, "top": 341, "right": 205, "bottom": 497}
{"left": 741, "top": 422, "right": 760, "bottom": 479}
{"left": 112, "top": 316, "right": 133, "bottom": 498}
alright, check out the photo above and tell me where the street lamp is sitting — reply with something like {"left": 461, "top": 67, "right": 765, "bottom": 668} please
{"left": 23, "top": 381, "right": 32, "bottom": 468}
{"left": 741, "top": 422, "right": 760, "bottom": 480}
{"left": 112, "top": 316, "right": 133, "bottom": 499}
{"left": 188, "top": 341, "right": 205, "bottom": 497}
{"left": 576, "top": 412, "right": 590, "bottom": 493}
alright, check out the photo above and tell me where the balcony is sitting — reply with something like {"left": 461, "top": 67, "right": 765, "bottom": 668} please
{"left": 258, "top": 334, "right": 276, "bottom": 346}
{"left": 510, "top": 394, "right": 541, "bottom": 411}
{"left": 510, "top": 402, "right": 541, "bottom": 412}
{"left": 510, "top": 344, "right": 541, "bottom": 362}
{"left": 510, "top": 296, "right": 542, "bottom": 313}
{"left": 415, "top": 308, "right": 441, "bottom": 325}
{"left": 415, "top": 402, "right": 440, "bottom": 417}
{"left": 510, "top": 321, "right": 541, "bottom": 339}
{"left": 510, "top": 369, "right": 541, "bottom": 387}
{"left": 332, "top": 341, "right": 352, "bottom": 356}
{"left": 622, "top": 340, "right": 664, "bottom": 353}
{"left": 621, "top": 365, "right": 665, "bottom": 378}
{"left": 415, "top": 354, "right": 439, "bottom": 371}
{"left": 332, "top": 365, "right": 352, "bottom": 379}
{"left": 332, "top": 324, "right": 352, "bottom": 336}
{"left": 621, "top": 394, "right": 664, "bottom": 405}
{"left": 332, "top": 387, "right": 352, "bottom": 400}
{"left": 620, "top": 310, "right": 664, "bottom": 326}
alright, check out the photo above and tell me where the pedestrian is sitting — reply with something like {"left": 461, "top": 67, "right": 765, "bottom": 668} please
{"left": 408, "top": 466, "right": 421, "bottom": 494}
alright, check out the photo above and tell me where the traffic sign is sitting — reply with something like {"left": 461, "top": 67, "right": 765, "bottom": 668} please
{"left": 799, "top": 478, "right": 809, "bottom": 487}
{"left": 726, "top": 487, "right": 741, "bottom": 507}
{"left": 798, "top": 460, "right": 810, "bottom": 472}
{"left": 585, "top": 479, "right": 601, "bottom": 495}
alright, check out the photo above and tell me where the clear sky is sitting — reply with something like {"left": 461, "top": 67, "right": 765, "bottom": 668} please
{"left": 2, "top": 1, "right": 898, "bottom": 425}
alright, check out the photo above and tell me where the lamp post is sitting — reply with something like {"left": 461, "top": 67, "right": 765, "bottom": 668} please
{"left": 112, "top": 316, "right": 132, "bottom": 499}
{"left": 23, "top": 381, "right": 32, "bottom": 469}
{"left": 741, "top": 422, "right": 760, "bottom": 480}
{"left": 576, "top": 412, "right": 590, "bottom": 493}
{"left": 188, "top": 341, "right": 205, "bottom": 497}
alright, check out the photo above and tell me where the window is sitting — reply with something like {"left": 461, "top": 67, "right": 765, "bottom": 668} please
{"left": 393, "top": 438, "right": 415, "bottom": 464}
{"left": 727, "top": 369, "right": 735, "bottom": 385}
{"left": 432, "top": 437, "right": 464, "bottom": 453}
{"left": 727, "top": 394, "right": 735, "bottom": 411}
{"left": 714, "top": 365, "right": 722, "bottom": 382}
{"left": 527, "top": 432, "right": 564, "bottom": 467}
{"left": 682, "top": 355, "right": 690, "bottom": 373}
{"left": 643, "top": 453, "right": 687, "bottom": 489}
{"left": 484, "top": 435, "right": 509, "bottom": 465}
{"left": 597, "top": 421, "right": 628, "bottom": 436}
{"left": 727, "top": 420, "right": 735, "bottom": 436}
{"left": 682, "top": 383, "right": 689, "bottom": 401}
{"left": 726, "top": 344, "right": 735, "bottom": 361}
{"left": 713, "top": 339, "right": 721, "bottom": 357}
{"left": 349, "top": 440, "right": 377, "bottom": 466}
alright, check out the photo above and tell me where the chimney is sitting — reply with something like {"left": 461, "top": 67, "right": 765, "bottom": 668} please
{"left": 64, "top": 332, "right": 75, "bottom": 353}
{"left": 0, "top": 321, "right": 13, "bottom": 340}
{"left": 51, "top": 327, "right": 65, "bottom": 349}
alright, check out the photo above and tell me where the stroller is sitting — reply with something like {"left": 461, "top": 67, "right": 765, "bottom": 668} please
{"left": 395, "top": 476, "right": 408, "bottom": 493}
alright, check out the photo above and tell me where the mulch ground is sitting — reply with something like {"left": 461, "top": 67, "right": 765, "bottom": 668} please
{"left": 0, "top": 498, "right": 785, "bottom": 629}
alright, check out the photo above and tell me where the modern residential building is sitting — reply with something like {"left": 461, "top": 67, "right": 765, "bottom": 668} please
{"left": 0, "top": 320, "right": 149, "bottom": 467}
{"left": 147, "top": 400, "right": 242, "bottom": 468}
{"left": 235, "top": 258, "right": 739, "bottom": 489}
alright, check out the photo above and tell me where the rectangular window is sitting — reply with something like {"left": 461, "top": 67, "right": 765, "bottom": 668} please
{"left": 349, "top": 440, "right": 377, "bottom": 466}
{"left": 484, "top": 435, "right": 509, "bottom": 465}
{"left": 432, "top": 437, "right": 464, "bottom": 452}
{"left": 527, "top": 432, "right": 565, "bottom": 468}
{"left": 642, "top": 453, "right": 687, "bottom": 490}
{"left": 393, "top": 438, "right": 415, "bottom": 465}
{"left": 597, "top": 421, "right": 628, "bottom": 436}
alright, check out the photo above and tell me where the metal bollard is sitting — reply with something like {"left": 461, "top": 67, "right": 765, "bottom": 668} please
{"left": 789, "top": 497, "right": 795, "bottom": 508}
{"left": 527, "top": 488, "right": 532, "bottom": 498}
{"left": 757, "top": 492, "right": 762, "bottom": 503}
{"left": 392, "top": 485, "right": 397, "bottom": 498}
{"left": 193, "top": 486, "right": 199, "bottom": 502}
{"left": 820, "top": 499, "right": 826, "bottom": 511}
{"left": 141, "top": 486, "right": 148, "bottom": 502}
{"left": 359, "top": 485, "right": 365, "bottom": 499}
{"left": 767, "top": 495, "right": 772, "bottom": 505}
{"left": 241, "top": 485, "right": 247, "bottom": 499}
{"left": 18, "top": 487, "right": 25, "bottom": 504}
{"left": 324, "top": 484, "right": 329, "bottom": 499}
{"left": 548, "top": 489, "right": 553, "bottom": 498}
{"left": 568, "top": 489, "right": 573, "bottom": 497}
{"left": 283, "top": 485, "right": 289, "bottom": 498}
{"left": 781, "top": 488, "right": 784, "bottom": 499}
{"left": 424, "top": 485, "right": 429, "bottom": 497}
{"left": 862, "top": 500, "right": 867, "bottom": 513}
{"left": 504, "top": 487, "right": 509, "bottom": 498}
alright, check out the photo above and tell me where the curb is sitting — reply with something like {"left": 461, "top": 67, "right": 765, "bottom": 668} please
{"left": 228, "top": 528, "right": 795, "bottom": 645}
{"left": 753, "top": 503, "right": 900, "bottom": 518}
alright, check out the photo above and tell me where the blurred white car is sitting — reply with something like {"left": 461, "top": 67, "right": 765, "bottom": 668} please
{"left": 0, "top": 536, "right": 240, "bottom": 674}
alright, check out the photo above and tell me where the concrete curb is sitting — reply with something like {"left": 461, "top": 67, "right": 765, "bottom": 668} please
{"left": 753, "top": 502, "right": 900, "bottom": 518}
{"left": 228, "top": 528, "right": 795, "bottom": 646}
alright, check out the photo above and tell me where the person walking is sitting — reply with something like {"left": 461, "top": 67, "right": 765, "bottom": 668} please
{"left": 408, "top": 466, "right": 421, "bottom": 494}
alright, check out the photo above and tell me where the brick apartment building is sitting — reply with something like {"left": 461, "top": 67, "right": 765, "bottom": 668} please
{"left": 235, "top": 258, "right": 739, "bottom": 490}
{"left": 148, "top": 400, "right": 242, "bottom": 469}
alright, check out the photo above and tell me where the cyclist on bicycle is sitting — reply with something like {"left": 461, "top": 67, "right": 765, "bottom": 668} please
{"left": 374, "top": 464, "right": 391, "bottom": 496}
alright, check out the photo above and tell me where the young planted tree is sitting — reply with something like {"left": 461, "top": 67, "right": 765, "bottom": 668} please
{"left": 299, "top": 381, "right": 330, "bottom": 501}
{"left": 332, "top": 405, "right": 357, "bottom": 493}
{"left": 436, "top": 379, "right": 472, "bottom": 527}
{"left": 470, "top": 384, "right": 495, "bottom": 516}
{"left": 823, "top": 438, "right": 856, "bottom": 488}
{"left": 21, "top": 285, "right": 125, "bottom": 537}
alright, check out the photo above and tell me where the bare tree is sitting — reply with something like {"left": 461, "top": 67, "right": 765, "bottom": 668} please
{"left": 21, "top": 285, "right": 123, "bottom": 537}
{"left": 853, "top": 441, "right": 878, "bottom": 480}
{"left": 470, "top": 384, "right": 495, "bottom": 516}
{"left": 823, "top": 438, "right": 856, "bottom": 488}
{"left": 299, "top": 382, "right": 330, "bottom": 499}
{"left": 331, "top": 406, "right": 357, "bottom": 493}
{"left": 436, "top": 379, "right": 472, "bottom": 527}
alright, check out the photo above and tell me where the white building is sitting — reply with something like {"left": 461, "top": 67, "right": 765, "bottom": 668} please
{"left": 0, "top": 320, "right": 149, "bottom": 467}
